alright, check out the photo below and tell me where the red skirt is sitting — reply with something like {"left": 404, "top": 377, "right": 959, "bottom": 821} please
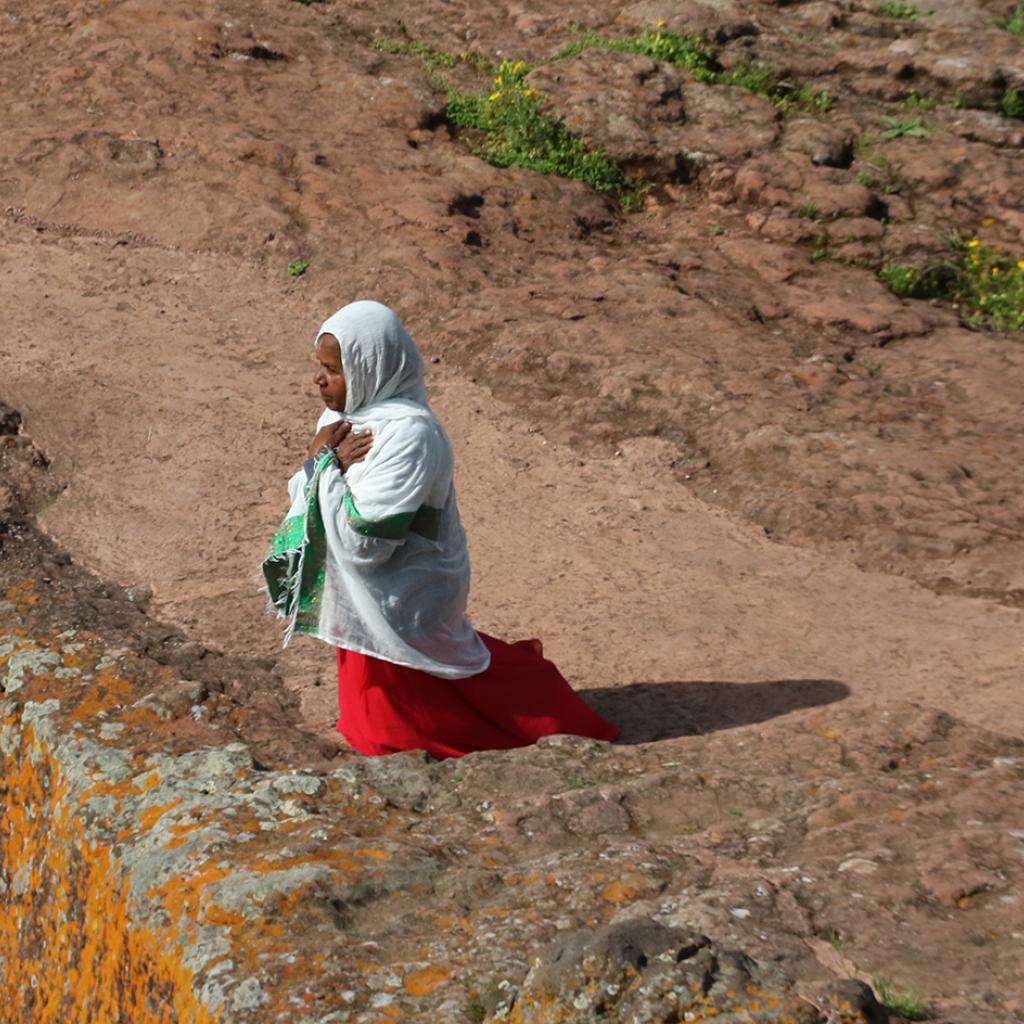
{"left": 336, "top": 633, "right": 619, "bottom": 759}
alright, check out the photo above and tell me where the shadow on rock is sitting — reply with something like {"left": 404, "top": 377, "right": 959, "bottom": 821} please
{"left": 580, "top": 678, "right": 850, "bottom": 744}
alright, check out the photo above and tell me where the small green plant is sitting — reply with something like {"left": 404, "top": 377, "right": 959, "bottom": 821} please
{"left": 1000, "top": 88, "right": 1024, "bottom": 119}
{"left": 720, "top": 63, "right": 833, "bottom": 114}
{"left": 719, "top": 62, "right": 778, "bottom": 95}
{"left": 463, "top": 994, "right": 487, "bottom": 1024}
{"left": 875, "top": 1, "right": 924, "bottom": 17}
{"left": 796, "top": 201, "right": 820, "bottom": 220}
{"left": 554, "top": 26, "right": 718, "bottom": 82}
{"left": 873, "top": 975, "right": 929, "bottom": 1020}
{"left": 371, "top": 37, "right": 493, "bottom": 75}
{"left": 878, "top": 261, "right": 958, "bottom": 299}
{"left": 461, "top": 979, "right": 505, "bottom": 1023}
{"left": 894, "top": 91, "right": 937, "bottom": 111}
{"left": 882, "top": 115, "right": 932, "bottom": 138}
{"left": 708, "top": 224, "right": 725, "bottom": 236}
{"left": 797, "top": 86, "right": 835, "bottom": 113}
{"left": 556, "top": 28, "right": 830, "bottom": 114}
{"left": 825, "top": 927, "right": 850, "bottom": 953}
{"left": 853, "top": 137, "right": 904, "bottom": 192}
{"left": 879, "top": 263, "right": 923, "bottom": 296}
{"left": 375, "top": 41, "right": 650, "bottom": 208}
{"left": 810, "top": 246, "right": 828, "bottom": 262}
{"left": 562, "top": 774, "right": 593, "bottom": 790}
{"left": 956, "top": 238, "right": 1024, "bottom": 330}
{"left": 446, "top": 60, "right": 649, "bottom": 207}
{"left": 287, "top": 259, "right": 310, "bottom": 277}
{"left": 998, "top": 1, "right": 1024, "bottom": 33}
{"left": 879, "top": 236, "right": 1024, "bottom": 330}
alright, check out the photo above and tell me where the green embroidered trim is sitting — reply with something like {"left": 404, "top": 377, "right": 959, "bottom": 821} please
{"left": 261, "top": 453, "right": 333, "bottom": 630}
{"left": 343, "top": 492, "right": 442, "bottom": 541}
{"left": 268, "top": 514, "right": 305, "bottom": 557}
{"left": 410, "top": 504, "right": 442, "bottom": 541}
{"left": 295, "top": 457, "right": 329, "bottom": 630}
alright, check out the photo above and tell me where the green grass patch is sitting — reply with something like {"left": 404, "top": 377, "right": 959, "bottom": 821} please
{"left": 555, "top": 27, "right": 831, "bottom": 114}
{"left": 1001, "top": 88, "right": 1024, "bottom": 119}
{"left": 998, "top": 1, "right": 1024, "bottom": 33}
{"left": 561, "top": 774, "right": 594, "bottom": 790}
{"left": 879, "top": 235, "right": 1024, "bottom": 331}
{"left": 853, "top": 137, "right": 904, "bottom": 193}
{"left": 875, "top": 1, "right": 925, "bottom": 17}
{"left": 720, "top": 63, "right": 833, "bottom": 114}
{"left": 873, "top": 975, "right": 929, "bottom": 1020}
{"left": 554, "top": 27, "right": 718, "bottom": 82}
{"left": 893, "top": 91, "right": 937, "bottom": 111}
{"left": 371, "top": 37, "right": 493, "bottom": 74}
{"left": 882, "top": 115, "right": 932, "bottom": 138}
{"left": 287, "top": 259, "right": 310, "bottom": 277}
{"left": 371, "top": 26, "right": 833, "bottom": 204}
{"left": 446, "top": 60, "right": 649, "bottom": 207}
{"left": 373, "top": 41, "right": 649, "bottom": 208}
{"left": 796, "top": 201, "right": 820, "bottom": 219}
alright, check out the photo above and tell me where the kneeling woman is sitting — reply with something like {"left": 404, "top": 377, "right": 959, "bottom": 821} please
{"left": 263, "top": 300, "right": 619, "bottom": 758}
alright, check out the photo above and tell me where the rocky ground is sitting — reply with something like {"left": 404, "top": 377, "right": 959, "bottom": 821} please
{"left": 1, "top": 0, "right": 1023, "bottom": 1020}
{"left": 2, "top": 435, "right": 1023, "bottom": 1022}
{"left": 6, "top": 434, "right": 1024, "bottom": 1024}
{"left": 2, "top": 0, "right": 1023, "bottom": 602}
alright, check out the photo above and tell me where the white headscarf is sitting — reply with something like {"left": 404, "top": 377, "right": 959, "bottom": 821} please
{"left": 265, "top": 301, "right": 490, "bottom": 679}
{"left": 316, "top": 300, "right": 429, "bottom": 414}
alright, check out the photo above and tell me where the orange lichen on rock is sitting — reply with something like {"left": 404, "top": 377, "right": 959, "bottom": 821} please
{"left": 150, "top": 862, "right": 235, "bottom": 929}
{"left": 70, "top": 665, "right": 139, "bottom": 720}
{"left": 403, "top": 965, "right": 451, "bottom": 995}
{"left": 0, "top": 722, "right": 220, "bottom": 1024}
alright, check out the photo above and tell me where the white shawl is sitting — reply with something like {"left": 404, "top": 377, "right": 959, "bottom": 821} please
{"left": 264, "top": 301, "right": 490, "bottom": 679}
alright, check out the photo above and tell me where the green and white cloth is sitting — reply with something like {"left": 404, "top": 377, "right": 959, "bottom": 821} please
{"left": 262, "top": 301, "right": 491, "bottom": 679}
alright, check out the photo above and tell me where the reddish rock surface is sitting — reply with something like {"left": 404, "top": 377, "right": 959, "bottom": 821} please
{"left": 3, "top": 0, "right": 1022, "bottom": 604}
{"left": 1, "top": 0, "right": 1023, "bottom": 1019}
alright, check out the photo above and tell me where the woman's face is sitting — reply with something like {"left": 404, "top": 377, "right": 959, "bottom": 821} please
{"left": 314, "top": 333, "right": 347, "bottom": 412}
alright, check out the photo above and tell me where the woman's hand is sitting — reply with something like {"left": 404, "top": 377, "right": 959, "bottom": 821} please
{"left": 306, "top": 420, "right": 373, "bottom": 471}
{"left": 306, "top": 419, "right": 350, "bottom": 459}
{"left": 336, "top": 426, "right": 373, "bottom": 470}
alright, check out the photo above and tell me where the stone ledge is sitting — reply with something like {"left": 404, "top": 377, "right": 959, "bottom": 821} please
{"left": 2, "top": 528, "right": 1022, "bottom": 1022}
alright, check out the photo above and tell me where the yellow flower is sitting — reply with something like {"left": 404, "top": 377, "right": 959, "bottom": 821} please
{"left": 991, "top": 267, "right": 1000, "bottom": 275}
{"left": 524, "top": 87, "right": 536, "bottom": 96}
{"left": 967, "top": 239, "right": 980, "bottom": 247}
{"left": 489, "top": 91, "right": 500, "bottom": 101}
{"left": 1017, "top": 261, "right": 1024, "bottom": 270}
{"left": 657, "top": 18, "right": 667, "bottom": 28}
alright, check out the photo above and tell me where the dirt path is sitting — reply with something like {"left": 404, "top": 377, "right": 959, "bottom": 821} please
{"left": 2, "top": 219, "right": 1019, "bottom": 748}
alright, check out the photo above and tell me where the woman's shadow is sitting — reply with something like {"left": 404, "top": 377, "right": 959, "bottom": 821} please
{"left": 580, "top": 678, "right": 850, "bottom": 744}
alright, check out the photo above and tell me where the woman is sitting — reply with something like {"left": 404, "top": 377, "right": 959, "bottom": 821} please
{"left": 263, "top": 300, "right": 619, "bottom": 758}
